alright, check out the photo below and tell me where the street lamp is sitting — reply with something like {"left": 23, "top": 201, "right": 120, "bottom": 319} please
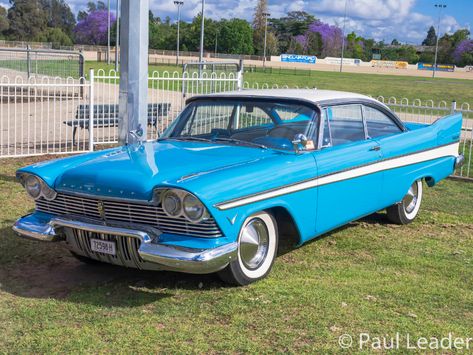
{"left": 107, "top": 0, "right": 111, "bottom": 65}
{"left": 340, "top": 0, "right": 348, "bottom": 73}
{"left": 432, "top": 4, "right": 447, "bottom": 78}
{"left": 199, "top": 0, "right": 205, "bottom": 64}
{"left": 115, "top": 0, "right": 120, "bottom": 71}
{"left": 263, "top": 12, "right": 270, "bottom": 70}
{"left": 174, "top": 0, "right": 184, "bottom": 65}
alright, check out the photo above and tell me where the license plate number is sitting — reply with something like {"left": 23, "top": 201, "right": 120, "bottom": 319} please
{"left": 90, "top": 238, "right": 116, "bottom": 256}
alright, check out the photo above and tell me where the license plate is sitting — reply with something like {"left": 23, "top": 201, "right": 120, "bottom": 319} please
{"left": 90, "top": 238, "right": 116, "bottom": 256}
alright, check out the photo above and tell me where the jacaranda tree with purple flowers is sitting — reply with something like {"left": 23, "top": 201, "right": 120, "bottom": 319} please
{"left": 290, "top": 20, "right": 343, "bottom": 57}
{"left": 74, "top": 10, "right": 115, "bottom": 45}
{"left": 453, "top": 39, "right": 473, "bottom": 67}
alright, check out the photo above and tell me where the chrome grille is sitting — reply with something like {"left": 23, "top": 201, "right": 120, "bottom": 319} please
{"left": 66, "top": 229, "right": 161, "bottom": 270}
{"left": 35, "top": 192, "right": 222, "bottom": 238}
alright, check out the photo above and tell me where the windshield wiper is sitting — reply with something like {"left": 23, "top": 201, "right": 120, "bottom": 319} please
{"left": 213, "top": 137, "right": 267, "bottom": 150}
{"left": 158, "top": 136, "right": 212, "bottom": 143}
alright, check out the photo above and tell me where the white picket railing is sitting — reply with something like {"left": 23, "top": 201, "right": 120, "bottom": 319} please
{"left": 0, "top": 72, "right": 471, "bottom": 180}
{"left": 0, "top": 75, "right": 90, "bottom": 157}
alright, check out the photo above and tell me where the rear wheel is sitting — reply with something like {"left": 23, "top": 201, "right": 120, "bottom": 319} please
{"left": 218, "top": 211, "right": 278, "bottom": 286}
{"left": 387, "top": 179, "right": 423, "bottom": 224}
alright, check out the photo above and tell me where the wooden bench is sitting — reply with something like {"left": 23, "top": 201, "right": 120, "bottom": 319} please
{"left": 64, "top": 103, "right": 171, "bottom": 144}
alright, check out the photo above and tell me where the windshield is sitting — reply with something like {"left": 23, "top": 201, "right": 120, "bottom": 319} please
{"left": 161, "top": 98, "right": 319, "bottom": 151}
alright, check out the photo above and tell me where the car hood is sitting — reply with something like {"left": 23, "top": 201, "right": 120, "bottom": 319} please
{"left": 21, "top": 141, "right": 285, "bottom": 200}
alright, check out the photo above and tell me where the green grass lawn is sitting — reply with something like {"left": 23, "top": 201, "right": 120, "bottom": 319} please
{"left": 0, "top": 59, "right": 82, "bottom": 79}
{"left": 85, "top": 61, "right": 473, "bottom": 106}
{"left": 0, "top": 156, "right": 472, "bottom": 353}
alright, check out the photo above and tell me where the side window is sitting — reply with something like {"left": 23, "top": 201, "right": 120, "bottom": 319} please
{"left": 327, "top": 104, "right": 365, "bottom": 146}
{"left": 182, "top": 104, "right": 233, "bottom": 135}
{"left": 236, "top": 105, "right": 273, "bottom": 130}
{"left": 364, "top": 106, "right": 402, "bottom": 138}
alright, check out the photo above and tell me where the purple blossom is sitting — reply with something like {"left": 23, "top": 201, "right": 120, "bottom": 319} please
{"left": 453, "top": 39, "right": 473, "bottom": 63}
{"left": 294, "top": 34, "right": 308, "bottom": 51}
{"left": 74, "top": 10, "right": 116, "bottom": 45}
{"left": 308, "top": 20, "right": 343, "bottom": 48}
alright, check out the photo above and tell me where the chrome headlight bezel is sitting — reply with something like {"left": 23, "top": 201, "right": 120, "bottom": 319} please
{"left": 154, "top": 188, "right": 209, "bottom": 223}
{"left": 18, "top": 173, "right": 57, "bottom": 201}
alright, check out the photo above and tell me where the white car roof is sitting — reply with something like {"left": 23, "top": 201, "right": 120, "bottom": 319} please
{"left": 196, "top": 89, "right": 385, "bottom": 107}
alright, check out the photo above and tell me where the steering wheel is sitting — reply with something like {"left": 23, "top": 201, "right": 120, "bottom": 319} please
{"left": 267, "top": 126, "right": 298, "bottom": 140}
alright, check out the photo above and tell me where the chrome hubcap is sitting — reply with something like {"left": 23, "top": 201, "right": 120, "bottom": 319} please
{"left": 239, "top": 218, "right": 269, "bottom": 270}
{"left": 403, "top": 182, "right": 419, "bottom": 214}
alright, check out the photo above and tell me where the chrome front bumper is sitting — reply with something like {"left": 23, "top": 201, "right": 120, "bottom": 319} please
{"left": 13, "top": 213, "right": 237, "bottom": 274}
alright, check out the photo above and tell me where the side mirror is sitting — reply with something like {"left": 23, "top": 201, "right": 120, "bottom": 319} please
{"left": 292, "top": 133, "right": 308, "bottom": 153}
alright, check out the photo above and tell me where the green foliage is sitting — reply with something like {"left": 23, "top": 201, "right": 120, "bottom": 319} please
{"left": 34, "top": 27, "right": 73, "bottom": 49}
{"left": 422, "top": 26, "right": 437, "bottom": 46}
{"left": 40, "top": 0, "right": 76, "bottom": 36}
{"left": 0, "top": 6, "right": 9, "bottom": 34}
{"left": 219, "top": 19, "right": 254, "bottom": 55}
{"left": 270, "top": 11, "right": 316, "bottom": 53}
{"left": 6, "top": 0, "right": 48, "bottom": 40}
{"left": 381, "top": 45, "right": 419, "bottom": 64}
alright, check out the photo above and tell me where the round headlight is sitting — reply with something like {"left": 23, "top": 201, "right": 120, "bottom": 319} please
{"left": 183, "top": 194, "right": 205, "bottom": 221}
{"left": 41, "top": 184, "right": 57, "bottom": 201}
{"left": 25, "top": 175, "right": 41, "bottom": 199}
{"left": 162, "top": 191, "right": 182, "bottom": 217}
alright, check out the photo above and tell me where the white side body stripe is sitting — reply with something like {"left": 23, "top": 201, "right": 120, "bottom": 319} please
{"left": 215, "top": 142, "right": 459, "bottom": 211}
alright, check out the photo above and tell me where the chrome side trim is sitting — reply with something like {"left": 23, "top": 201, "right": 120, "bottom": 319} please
{"left": 215, "top": 142, "right": 460, "bottom": 210}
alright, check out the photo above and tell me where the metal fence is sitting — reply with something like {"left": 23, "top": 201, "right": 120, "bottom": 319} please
{"left": 90, "top": 68, "right": 241, "bottom": 144}
{"left": 0, "top": 75, "right": 91, "bottom": 157}
{"left": 0, "top": 48, "right": 84, "bottom": 79}
{"left": 0, "top": 71, "right": 471, "bottom": 181}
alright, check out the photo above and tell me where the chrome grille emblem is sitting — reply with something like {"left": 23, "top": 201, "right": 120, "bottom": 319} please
{"left": 97, "top": 200, "right": 105, "bottom": 219}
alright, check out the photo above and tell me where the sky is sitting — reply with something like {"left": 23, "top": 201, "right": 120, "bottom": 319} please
{"left": 1, "top": 0, "right": 472, "bottom": 44}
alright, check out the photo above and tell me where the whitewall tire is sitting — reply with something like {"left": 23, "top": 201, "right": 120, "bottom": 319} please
{"left": 218, "top": 211, "right": 278, "bottom": 286}
{"left": 387, "top": 179, "right": 423, "bottom": 224}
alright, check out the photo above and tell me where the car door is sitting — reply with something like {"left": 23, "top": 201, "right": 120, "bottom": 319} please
{"left": 313, "top": 104, "right": 384, "bottom": 235}
{"left": 362, "top": 104, "right": 408, "bottom": 207}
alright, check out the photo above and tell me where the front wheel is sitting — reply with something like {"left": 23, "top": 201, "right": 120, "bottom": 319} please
{"left": 386, "top": 179, "right": 423, "bottom": 224}
{"left": 218, "top": 211, "right": 278, "bottom": 286}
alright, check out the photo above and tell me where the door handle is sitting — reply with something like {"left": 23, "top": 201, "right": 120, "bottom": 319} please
{"left": 369, "top": 145, "right": 381, "bottom": 151}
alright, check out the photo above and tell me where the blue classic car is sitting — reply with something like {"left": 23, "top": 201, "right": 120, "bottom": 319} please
{"left": 13, "top": 90, "right": 464, "bottom": 285}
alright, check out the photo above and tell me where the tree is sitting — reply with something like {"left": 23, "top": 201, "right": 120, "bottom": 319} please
{"left": 453, "top": 39, "right": 473, "bottom": 66}
{"left": 422, "top": 26, "right": 437, "bottom": 46}
{"left": 74, "top": 10, "right": 115, "bottom": 45}
{"left": 34, "top": 27, "right": 73, "bottom": 48}
{"left": 0, "top": 6, "right": 9, "bottom": 35}
{"left": 391, "top": 38, "right": 400, "bottom": 45}
{"left": 40, "top": 0, "right": 76, "bottom": 36}
{"left": 271, "top": 11, "right": 316, "bottom": 53}
{"left": 252, "top": 0, "right": 269, "bottom": 55}
{"left": 6, "top": 0, "right": 48, "bottom": 40}
{"left": 219, "top": 19, "right": 254, "bottom": 54}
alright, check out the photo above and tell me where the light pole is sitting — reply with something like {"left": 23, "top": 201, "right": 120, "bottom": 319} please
{"left": 432, "top": 4, "right": 446, "bottom": 78}
{"left": 263, "top": 12, "right": 270, "bottom": 70}
{"left": 199, "top": 0, "right": 205, "bottom": 64}
{"left": 174, "top": 1, "right": 184, "bottom": 65}
{"left": 115, "top": 0, "right": 120, "bottom": 71}
{"left": 340, "top": 0, "right": 348, "bottom": 73}
{"left": 215, "top": 31, "right": 218, "bottom": 57}
{"left": 107, "top": 0, "right": 111, "bottom": 65}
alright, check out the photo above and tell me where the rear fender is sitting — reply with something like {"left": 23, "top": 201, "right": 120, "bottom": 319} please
{"left": 434, "top": 112, "right": 463, "bottom": 146}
